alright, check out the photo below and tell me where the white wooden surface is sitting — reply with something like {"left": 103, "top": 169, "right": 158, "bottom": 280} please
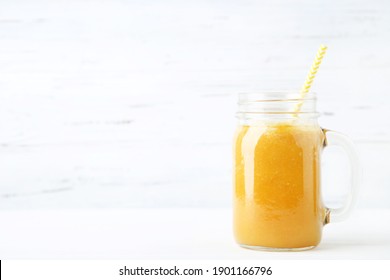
{"left": 0, "top": 0, "right": 390, "bottom": 209}
{"left": 0, "top": 208, "right": 389, "bottom": 259}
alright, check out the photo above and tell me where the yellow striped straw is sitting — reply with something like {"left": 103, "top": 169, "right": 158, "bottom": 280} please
{"left": 294, "top": 44, "right": 328, "bottom": 113}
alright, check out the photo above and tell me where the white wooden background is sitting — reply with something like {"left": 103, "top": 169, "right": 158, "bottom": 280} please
{"left": 0, "top": 0, "right": 389, "bottom": 209}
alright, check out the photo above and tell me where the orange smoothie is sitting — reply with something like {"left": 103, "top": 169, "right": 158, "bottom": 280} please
{"left": 234, "top": 123, "right": 327, "bottom": 249}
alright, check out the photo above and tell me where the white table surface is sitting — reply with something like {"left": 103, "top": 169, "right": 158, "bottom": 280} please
{"left": 1, "top": 208, "right": 389, "bottom": 259}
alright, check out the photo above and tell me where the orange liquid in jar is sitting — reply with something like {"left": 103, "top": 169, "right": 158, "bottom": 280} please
{"left": 234, "top": 123, "right": 327, "bottom": 249}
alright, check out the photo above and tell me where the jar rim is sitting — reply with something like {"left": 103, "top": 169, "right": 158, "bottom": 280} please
{"left": 236, "top": 91, "right": 319, "bottom": 120}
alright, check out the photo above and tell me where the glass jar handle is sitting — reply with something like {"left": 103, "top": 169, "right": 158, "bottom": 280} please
{"left": 322, "top": 129, "right": 360, "bottom": 223}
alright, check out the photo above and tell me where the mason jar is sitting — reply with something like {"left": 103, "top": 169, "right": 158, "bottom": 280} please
{"left": 233, "top": 91, "right": 359, "bottom": 251}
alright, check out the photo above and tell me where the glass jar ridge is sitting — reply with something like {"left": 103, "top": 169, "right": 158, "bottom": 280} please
{"left": 237, "top": 91, "right": 319, "bottom": 124}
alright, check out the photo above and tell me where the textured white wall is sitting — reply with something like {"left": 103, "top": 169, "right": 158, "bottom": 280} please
{"left": 0, "top": 0, "right": 389, "bottom": 209}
